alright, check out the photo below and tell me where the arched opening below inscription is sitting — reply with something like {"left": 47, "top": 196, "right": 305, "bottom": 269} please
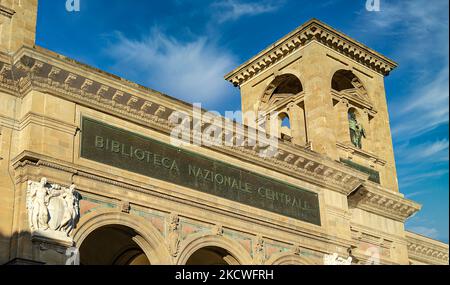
{"left": 185, "top": 246, "right": 240, "bottom": 265}
{"left": 79, "top": 225, "right": 151, "bottom": 265}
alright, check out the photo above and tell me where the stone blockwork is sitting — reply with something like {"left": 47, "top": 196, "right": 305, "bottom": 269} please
{"left": 226, "top": 20, "right": 401, "bottom": 195}
{"left": 0, "top": 0, "right": 38, "bottom": 54}
{"left": 0, "top": 12, "right": 448, "bottom": 265}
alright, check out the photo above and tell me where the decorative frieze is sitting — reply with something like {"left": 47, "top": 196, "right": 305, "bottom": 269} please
{"left": 4, "top": 52, "right": 370, "bottom": 198}
{"left": 0, "top": 63, "right": 12, "bottom": 81}
{"left": 348, "top": 184, "right": 421, "bottom": 222}
{"left": 26, "top": 178, "right": 80, "bottom": 245}
{"left": 406, "top": 232, "right": 449, "bottom": 265}
{"left": 0, "top": 4, "right": 15, "bottom": 19}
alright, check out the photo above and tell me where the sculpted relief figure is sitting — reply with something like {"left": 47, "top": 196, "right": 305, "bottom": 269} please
{"left": 59, "top": 185, "right": 80, "bottom": 235}
{"left": 168, "top": 214, "right": 180, "bottom": 258}
{"left": 27, "top": 178, "right": 51, "bottom": 231}
{"left": 27, "top": 178, "right": 80, "bottom": 238}
{"left": 253, "top": 236, "right": 266, "bottom": 265}
{"left": 348, "top": 111, "right": 366, "bottom": 149}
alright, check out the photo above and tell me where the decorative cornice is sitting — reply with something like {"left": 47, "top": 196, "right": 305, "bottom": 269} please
{"left": 19, "top": 112, "right": 79, "bottom": 135}
{"left": 225, "top": 19, "right": 398, "bottom": 87}
{"left": 3, "top": 47, "right": 419, "bottom": 226}
{"left": 336, "top": 142, "right": 386, "bottom": 167}
{"left": 1, "top": 47, "right": 371, "bottom": 196}
{"left": 348, "top": 183, "right": 421, "bottom": 222}
{"left": 11, "top": 151, "right": 355, "bottom": 254}
{"left": 331, "top": 89, "right": 377, "bottom": 116}
{"left": 406, "top": 231, "right": 449, "bottom": 265}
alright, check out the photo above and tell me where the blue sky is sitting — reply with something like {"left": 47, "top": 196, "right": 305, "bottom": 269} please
{"left": 36, "top": 0, "right": 449, "bottom": 243}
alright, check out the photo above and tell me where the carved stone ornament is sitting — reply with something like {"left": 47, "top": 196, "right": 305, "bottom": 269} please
{"left": 323, "top": 253, "right": 352, "bottom": 265}
{"left": 26, "top": 178, "right": 80, "bottom": 240}
{"left": 253, "top": 235, "right": 266, "bottom": 265}
{"left": 212, "top": 224, "right": 223, "bottom": 236}
{"left": 167, "top": 214, "right": 180, "bottom": 258}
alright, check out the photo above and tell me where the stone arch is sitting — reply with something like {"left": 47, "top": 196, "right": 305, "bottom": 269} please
{"left": 260, "top": 73, "right": 304, "bottom": 110}
{"left": 274, "top": 68, "right": 306, "bottom": 90}
{"left": 266, "top": 252, "right": 319, "bottom": 265}
{"left": 73, "top": 210, "right": 172, "bottom": 265}
{"left": 259, "top": 71, "right": 307, "bottom": 144}
{"left": 331, "top": 69, "right": 369, "bottom": 102}
{"left": 278, "top": 112, "right": 292, "bottom": 139}
{"left": 176, "top": 234, "right": 253, "bottom": 265}
{"left": 348, "top": 107, "right": 362, "bottom": 122}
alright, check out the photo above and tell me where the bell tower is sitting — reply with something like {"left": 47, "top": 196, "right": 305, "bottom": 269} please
{"left": 225, "top": 19, "right": 400, "bottom": 192}
{"left": 0, "top": 0, "right": 38, "bottom": 54}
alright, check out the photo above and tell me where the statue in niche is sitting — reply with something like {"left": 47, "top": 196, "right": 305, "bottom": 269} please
{"left": 348, "top": 111, "right": 366, "bottom": 149}
{"left": 27, "top": 178, "right": 80, "bottom": 237}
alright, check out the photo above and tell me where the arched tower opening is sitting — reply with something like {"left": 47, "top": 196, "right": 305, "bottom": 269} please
{"left": 260, "top": 74, "right": 307, "bottom": 145}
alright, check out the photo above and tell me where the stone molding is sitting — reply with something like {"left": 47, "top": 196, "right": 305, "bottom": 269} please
{"left": 336, "top": 142, "right": 387, "bottom": 167}
{"left": 406, "top": 231, "right": 449, "bottom": 265}
{"left": 348, "top": 183, "right": 421, "bottom": 222}
{"left": 225, "top": 19, "right": 397, "bottom": 87}
{"left": 2, "top": 46, "right": 421, "bottom": 230}
{"left": 0, "top": 49, "right": 370, "bottom": 197}
{"left": 0, "top": 5, "right": 15, "bottom": 19}
{"left": 350, "top": 225, "right": 394, "bottom": 259}
{"left": 11, "top": 151, "right": 356, "bottom": 256}
{"left": 331, "top": 89, "right": 377, "bottom": 117}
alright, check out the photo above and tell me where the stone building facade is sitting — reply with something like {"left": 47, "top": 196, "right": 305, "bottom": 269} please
{"left": 0, "top": 0, "right": 448, "bottom": 265}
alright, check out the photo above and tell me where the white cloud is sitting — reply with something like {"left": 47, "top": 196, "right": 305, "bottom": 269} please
{"left": 105, "top": 29, "right": 238, "bottom": 109}
{"left": 211, "top": 0, "right": 282, "bottom": 23}
{"left": 399, "top": 169, "right": 449, "bottom": 188}
{"left": 355, "top": 0, "right": 449, "bottom": 141}
{"left": 408, "top": 226, "right": 440, "bottom": 240}
{"left": 361, "top": 0, "right": 449, "bottom": 61}
{"left": 405, "top": 191, "right": 426, "bottom": 199}
{"left": 391, "top": 67, "right": 449, "bottom": 140}
{"left": 396, "top": 139, "right": 449, "bottom": 165}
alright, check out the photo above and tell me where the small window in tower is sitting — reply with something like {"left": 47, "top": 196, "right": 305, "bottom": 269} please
{"left": 278, "top": 112, "right": 292, "bottom": 141}
{"left": 281, "top": 116, "right": 291, "bottom": 128}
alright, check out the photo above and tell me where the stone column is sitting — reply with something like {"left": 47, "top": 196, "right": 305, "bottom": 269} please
{"left": 288, "top": 103, "right": 307, "bottom": 146}
{"left": 360, "top": 108, "right": 372, "bottom": 152}
{"left": 335, "top": 99, "right": 350, "bottom": 144}
{"left": 301, "top": 43, "right": 338, "bottom": 159}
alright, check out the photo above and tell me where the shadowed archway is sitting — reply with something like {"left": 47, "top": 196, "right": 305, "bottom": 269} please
{"left": 79, "top": 225, "right": 150, "bottom": 265}
{"left": 185, "top": 246, "right": 240, "bottom": 265}
{"left": 73, "top": 210, "right": 172, "bottom": 265}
